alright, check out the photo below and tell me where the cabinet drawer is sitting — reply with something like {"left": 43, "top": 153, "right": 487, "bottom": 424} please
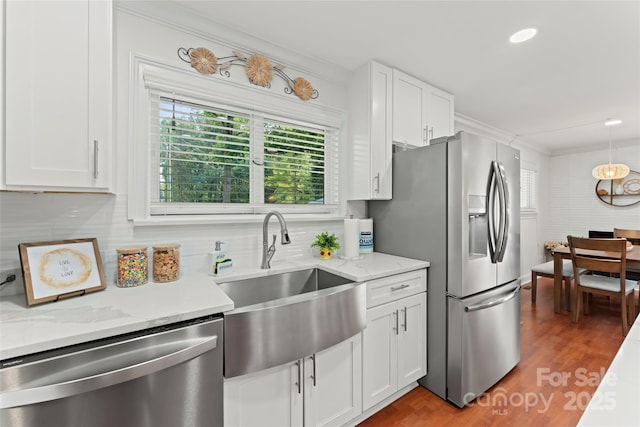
{"left": 366, "top": 269, "right": 426, "bottom": 308}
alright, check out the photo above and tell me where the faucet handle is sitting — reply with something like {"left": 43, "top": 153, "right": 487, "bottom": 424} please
{"left": 271, "top": 234, "right": 277, "bottom": 246}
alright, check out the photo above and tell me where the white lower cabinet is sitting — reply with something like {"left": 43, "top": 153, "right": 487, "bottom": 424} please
{"left": 362, "top": 271, "right": 427, "bottom": 411}
{"left": 224, "top": 334, "right": 362, "bottom": 427}
{"left": 305, "top": 334, "right": 362, "bottom": 427}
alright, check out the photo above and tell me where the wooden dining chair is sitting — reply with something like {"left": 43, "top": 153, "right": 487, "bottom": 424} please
{"left": 530, "top": 260, "right": 576, "bottom": 311}
{"left": 613, "top": 228, "right": 640, "bottom": 244}
{"left": 614, "top": 228, "right": 640, "bottom": 312}
{"left": 613, "top": 228, "right": 640, "bottom": 278}
{"left": 567, "top": 236, "right": 637, "bottom": 336}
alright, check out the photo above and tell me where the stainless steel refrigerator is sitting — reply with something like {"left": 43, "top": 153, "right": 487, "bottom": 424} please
{"left": 370, "top": 131, "right": 520, "bottom": 407}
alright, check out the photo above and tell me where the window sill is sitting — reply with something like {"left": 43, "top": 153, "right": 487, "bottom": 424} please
{"left": 132, "top": 213, "right": 348, "bottom": 227}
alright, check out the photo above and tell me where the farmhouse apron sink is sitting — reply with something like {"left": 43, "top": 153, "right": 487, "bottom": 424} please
{"left": 218, "top": 268, "right": 366, "bottom": 378}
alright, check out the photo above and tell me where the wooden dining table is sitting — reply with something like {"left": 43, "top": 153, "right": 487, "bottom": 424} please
{"left": 552, "top": 244, "right": 640, "bottom": 313}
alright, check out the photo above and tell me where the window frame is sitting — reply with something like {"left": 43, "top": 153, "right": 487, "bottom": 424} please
{"left": 520, "top": 167, "right": 538, "bottom": 214}
{"left": 129, "top": 56, "right": 345, "bottom": 224}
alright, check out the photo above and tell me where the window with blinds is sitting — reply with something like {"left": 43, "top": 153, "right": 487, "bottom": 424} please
{"left": 148, "top": 93, "right": 339, "bottom": 215}
{"left": 520, "top": 168, "right": 537, "bottom": 212}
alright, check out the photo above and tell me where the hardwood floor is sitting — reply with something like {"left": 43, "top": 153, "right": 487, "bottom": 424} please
{"left": 358, "top": 277, "right": 636, "bottom": 427}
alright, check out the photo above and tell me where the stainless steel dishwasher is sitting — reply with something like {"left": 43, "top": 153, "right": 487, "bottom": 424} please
{"left": 0, "top": 314, "right": 223, "bottom": 427}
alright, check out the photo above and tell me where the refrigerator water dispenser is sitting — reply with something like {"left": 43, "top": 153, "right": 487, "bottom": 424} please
{"left": 468, "top": 194, "right": 487, "bottom": 258}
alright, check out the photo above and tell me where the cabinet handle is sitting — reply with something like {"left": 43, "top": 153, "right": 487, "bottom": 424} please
{"left": 310, "top": 354, "right": 317, "bottom": 387}
{"left": 295, "top": 359, "right": 301, "bottom": 394}
{"left": 93, "top": 139, "right": 99, "bottom": 179}
{"left": 423, "top": 127, "right": 427, "bottom": 143}
{"left": 374, "top": 172, "right": 380, "bottom": 193}
{"left": 393, "top": 310, "right": 399, "bottom": 335}
{"left": 391, "top": 284, "right": 410, "bottom": 292}
{"left": 401, "top": 307, "right": 407, "bottom": 332}
{"left": 428, "top": 127, "right": 434, "bottom": 142}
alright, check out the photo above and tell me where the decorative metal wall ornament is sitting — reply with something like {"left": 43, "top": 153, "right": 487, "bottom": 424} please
{"left": 178, "top": 47, "right": 319, "bottom": 100}
{"left": 189, "top": 47, "right": 218, "bottom": 75}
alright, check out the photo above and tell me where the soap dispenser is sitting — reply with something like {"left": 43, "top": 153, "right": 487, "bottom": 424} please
{"left": 209, "top": 241, "right": 233, "bottom": 276}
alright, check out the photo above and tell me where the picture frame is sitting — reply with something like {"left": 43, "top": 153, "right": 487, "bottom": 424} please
{"left": 18, "top": 238, "right": 107, "bottom": 306}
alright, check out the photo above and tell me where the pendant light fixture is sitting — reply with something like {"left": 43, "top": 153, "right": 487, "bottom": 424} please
{"left": 591, "top": 120, "right": 629, "bottom": 180}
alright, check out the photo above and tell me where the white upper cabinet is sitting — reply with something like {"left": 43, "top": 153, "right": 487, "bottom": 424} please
{"left": 349, "top": 62, "right": 454, "bottom": 200}
{"left": 4, "top": 0, "right": 112, "bottom": 191}
{"left": 426, "top": 84, "right": 455, "bottom": 141}
{"left": 392, "top": 69, "right": 454, "bottom": 148}
{"left": 348, "top": 61, "right": 393, "bottom": 200}
{"left": 392, "top": 70, "right": 428, "bottom": 148}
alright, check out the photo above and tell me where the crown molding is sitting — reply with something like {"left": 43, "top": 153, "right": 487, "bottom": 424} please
{"left": 454, "top": 113, "right": 551, "bottom": 155}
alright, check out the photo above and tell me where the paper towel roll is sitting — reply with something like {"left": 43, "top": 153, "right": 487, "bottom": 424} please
{"left": 359, "top": 218, "right": 374, "bottom": 254}
{"left": 343, "top": 218, "right": 360, "bottom": 259}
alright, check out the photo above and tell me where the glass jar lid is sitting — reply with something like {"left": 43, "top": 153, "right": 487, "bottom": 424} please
{"left": 116, "top": 246, "right": 148, "bottom": 254}
{"left": 152, "top": 244, "right": 180, "bottom": 251}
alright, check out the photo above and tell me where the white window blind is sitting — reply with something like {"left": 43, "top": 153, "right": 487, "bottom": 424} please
{"left": 520, "top": 168, "right": 537, "bottom": 212}
{"left": 148, "top": 91, "right": 339, "bottom": 215}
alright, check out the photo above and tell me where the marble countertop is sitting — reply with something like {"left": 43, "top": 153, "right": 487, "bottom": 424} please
{"left": 215, "top": 251, "right": 429, "bottom": 284}
{"left": 577, "top": 314, "right": 640, "bottom": 426}
{"left": 0, "top": 252, "right": 428, "bottom": 360}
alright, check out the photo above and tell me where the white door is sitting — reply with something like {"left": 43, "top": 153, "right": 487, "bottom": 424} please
{"left": 370, "top": 62, "right": 393, "bottom": 199}
{"left": 392, "top": 70, "right": 428, "bottom": 147}
{"left": 362, "top": 301, "right": 398, "bottom": 410}
{"left": 397, "top": 292, "right": 427, "bottom": 388}
{"left": 224, "top": 361, "right": 303, "bottom": 427}
{"left": 305, "top": 334, "right": 362, "bottom": 427}
{"left": 5, "top": 0, "right": 111, "bottom": 190}
{"left": 426, "top": 85, "right": 454, "bottom": 141}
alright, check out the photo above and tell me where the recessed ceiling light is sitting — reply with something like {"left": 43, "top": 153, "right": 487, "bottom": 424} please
{"left": 509, "top": 28, "right": 537, "bottom": 43}
{"left": 604, "top": 119, "right": 622, "bottom": 126}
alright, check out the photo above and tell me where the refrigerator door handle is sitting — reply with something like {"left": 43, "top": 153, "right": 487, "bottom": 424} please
{"left": 487, "top": 161, "right": 499, "bottom": 262}
{"left": 0, "top": 335, "right": 218, "bottom": 409}
{"left": 464, "top": 287, "right": 519, "bottom": 312}
{"left": 498, "top": 167, "right": 510, "bottom": 262}
{"left": 494, "top": 162, "right": 509, "bottom": 262}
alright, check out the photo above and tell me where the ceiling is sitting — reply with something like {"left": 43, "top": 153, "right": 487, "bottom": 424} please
{"left": 168, "top": 0, "right": 640, "bottom": 155}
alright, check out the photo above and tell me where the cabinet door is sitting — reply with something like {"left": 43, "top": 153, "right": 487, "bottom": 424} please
{"left": 5, "top": 0, "right": 111, "bottom": 190}
{"left": 392, "top": 70, "right": 428, "bottom": 148}
{"left": 348, "top": 61, "right": 392, "bottom": 200}
{"left": 305, "top": 334, "right": 362, "bottom": 427}
{"left": 426, "top": 84, "right": 454, "bottom": 141}
{"left": 370, "top": 62, "right": 393, "bottom": 199}
{"left": 362, "top": 301, "right": 398, "bottom": 410}
{"left": 224, "top": 361, "right": 304, "bottom": 427}
{"left": 397, "top": 292, "right": 428, "bottom": 388}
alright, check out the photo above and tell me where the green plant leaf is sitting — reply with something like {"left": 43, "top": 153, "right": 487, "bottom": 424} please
{"left": 310, "top": 231, "right": 340, "bottom": 250}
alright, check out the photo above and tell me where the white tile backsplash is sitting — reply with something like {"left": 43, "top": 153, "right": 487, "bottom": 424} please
{"left": 0, "top": 192, "right": 352, "bottom": 295}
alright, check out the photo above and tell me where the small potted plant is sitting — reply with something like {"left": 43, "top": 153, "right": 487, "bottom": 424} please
{"left": 311, "top": 231, "right": 341, "bottom": 259}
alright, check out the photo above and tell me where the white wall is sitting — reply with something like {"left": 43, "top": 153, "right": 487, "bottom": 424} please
{"left": 547, "top": 144, "right": 640, "bottom": 240}
{"left": 0, "top": 5, "right": 357, "bottom": 294}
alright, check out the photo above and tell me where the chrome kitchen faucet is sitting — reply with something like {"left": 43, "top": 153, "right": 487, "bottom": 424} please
{"left": 261, "top": 211, "right": 291, "bottom": 269}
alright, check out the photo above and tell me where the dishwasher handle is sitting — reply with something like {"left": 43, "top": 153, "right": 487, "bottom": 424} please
{"left": 0, "top": 335, "right": 218, "bottom": 409}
